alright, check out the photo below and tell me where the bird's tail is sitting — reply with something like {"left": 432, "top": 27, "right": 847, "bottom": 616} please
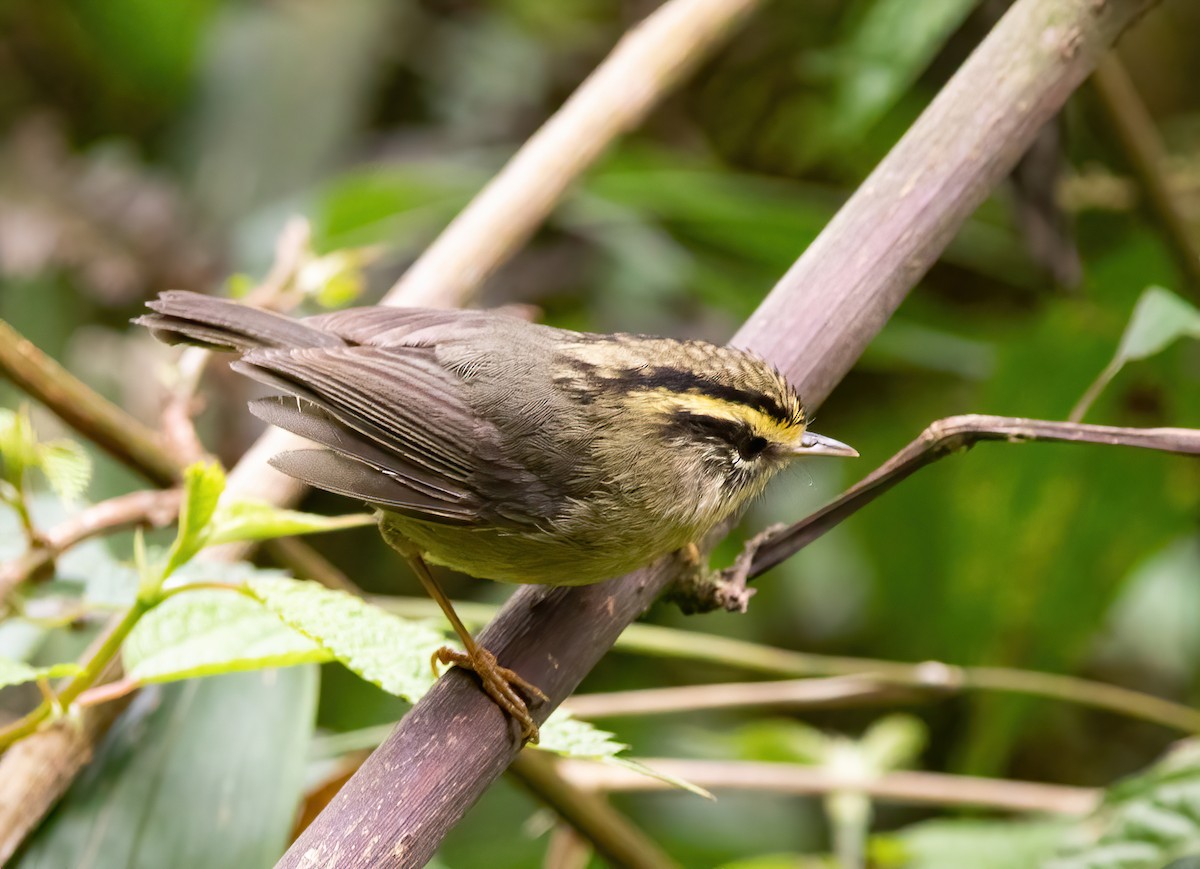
{"left": 134, "top": 290, "right": 344, "bottom": 352}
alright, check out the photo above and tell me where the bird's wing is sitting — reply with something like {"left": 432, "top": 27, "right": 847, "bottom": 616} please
{"left": 302, "top": 307, "right": 509, "bottom": 348}
{"left": 234, "top": 345, "right": 549, "bottom": 528}
{"left": 249, "top": 397, "right": 481, "bottom": 524}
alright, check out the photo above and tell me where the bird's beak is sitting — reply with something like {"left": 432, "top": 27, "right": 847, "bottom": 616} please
{"left": 790, "top": 430, "right": 859, "bottom": 458}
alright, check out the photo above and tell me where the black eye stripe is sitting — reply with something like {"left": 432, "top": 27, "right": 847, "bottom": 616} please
{"left": 665, "top": 411, "right": 770, "bottom": 460}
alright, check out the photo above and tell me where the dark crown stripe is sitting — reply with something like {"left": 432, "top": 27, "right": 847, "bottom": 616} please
{"left": 603, "top": 366, "right": 793, "bottom": 424}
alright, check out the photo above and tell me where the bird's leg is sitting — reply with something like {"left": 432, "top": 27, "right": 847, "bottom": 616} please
{"left": 383, "top": 530, "right": 546, "bottom": 743}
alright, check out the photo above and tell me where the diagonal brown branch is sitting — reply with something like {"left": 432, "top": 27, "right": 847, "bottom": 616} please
{"left": 508, "top": 752, "right": 680, "bottom": 869}
{"left": 280, "top": 2, "right": 1163, "bottom": 866}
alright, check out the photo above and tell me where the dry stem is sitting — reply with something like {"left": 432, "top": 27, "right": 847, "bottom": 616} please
{"left": 554, "top": 758, "right": 1100, "bottom": 816}
{"left": 704, "top": 415, "right": 1200, "bottom": 598}
{"left": 0, "top": 488, "right": 181, "bottom": 610}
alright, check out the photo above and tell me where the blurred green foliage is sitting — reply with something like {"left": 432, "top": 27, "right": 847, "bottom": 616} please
{"left": 2, "top": 0, "right": 1200, "bottom": 866}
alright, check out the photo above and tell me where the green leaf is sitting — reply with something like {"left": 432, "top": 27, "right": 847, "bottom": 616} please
{"left": 1103, "top": 535, "right": 1200, "bottom": 684}
{"left": 122, "top": 590, "right": 330, "bottom": 684}
{"left": 1071, "top": 286, "right": 1200, "bottom": 421}
{"left": 724, "top": 718, "right": 833, "bottom": 765}
{"left": 206, "top": 499, "right": 375, "bottom": 546}
{"left": 35, "top": 439, "right": 93, "bottom": 502}
{"left": 1048, "top": 738, "right": 1200, "bottom": 869}
{"left": 874, "top": 818, "right": 1069, "bottom": 869}
{"left": 14, "top": 669, "right": 317, "bottom": 869}
{"left": 225, "top": 272, "right": 256, "bottom": 298}
{"left": 0, "top": 657, "right": 82, "bottom": 689}
{"left": 160, "top": 461, "right": 226, "bottom": 580}
{"left": 0, "top": 411, "right": 92, "bottom": 502}
{"left": 537, "top": 712, "right": 713, "bottom": 799}
{"left": 829, "top": 0, "right": 976, "bottom": 143}
{"left": 1114, "top": 286, "right": 1200, "bottom": 362}
{"left": 0, "top": 406, "right": 39, "bottom": 489}
{"left": 247, "top": 576, "right": 446, "bottom": 701}
{"left": 296, "top": 247, "right": 375, "bottom": 308}
{"left": 859, "top": 714, "right": 926, "bottom": 772}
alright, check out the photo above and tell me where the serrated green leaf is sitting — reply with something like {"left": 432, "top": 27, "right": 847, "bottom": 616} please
{"left": 247, "top": 576, "right": 446, "bottom": 701}
{"left": 1072, "top": 286, "right": 1200, "bottom": 421}
{"left": 536, "top": 712, "right": 713, "bottom": 798}
{"left": 35, "top": 439, "right": 92, "bottom": 502}
{"left": 0, "top": 657, "right": 83, "bottom": 689}
{"left": 1048, "top": 739, "right": 1200, "bottom": 869}
{"left": 161, "top": 461, "right": 226, "bottom": 580}
{"left": 537, "top": 711, "right": 629, "bottom": 759}
{"left": 206, "top": 499, "right": 375, "bottom": 546}
{"left": 123, "top": 589, "right": 330, "bottom": 684}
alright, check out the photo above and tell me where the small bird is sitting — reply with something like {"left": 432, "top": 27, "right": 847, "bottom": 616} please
{"left": 138, "top": 291, "right": 856, "bottom": 742}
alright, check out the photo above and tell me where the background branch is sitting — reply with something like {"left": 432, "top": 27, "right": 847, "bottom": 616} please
{"left": 0, "top": 488, "right": 181, "bottom": 609}
{"left": 1092, "top": 55, "right": 1200, "bottom": 296}
{"left": 553, "top": 758, "right": 1101, "bottom": 816}
{"left": 386, "top": 0, "right": 760, "bottom": 307}
{"left": 562, "top": 676, "right": 910, "bottom": 719}
{"left": 280, "top": 2, "right": 1162, "bottom": 866}
{"left": 0, "top": 319, "right": 183, "bottom": 487}
{"left": 507, "top": 751, "right": 680, "bottom": 869}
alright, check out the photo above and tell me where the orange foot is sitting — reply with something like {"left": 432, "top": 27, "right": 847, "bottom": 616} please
{"left": 433, "top": 646, "right": 548, "bottom": 743}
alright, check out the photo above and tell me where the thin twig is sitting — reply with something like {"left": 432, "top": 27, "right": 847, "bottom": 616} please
{"left": 614, "top": 623, "right": 1200, "bottom": 734}
{"left": 562, "top": 676, "right": 911, "bottom": 719}
{"left": 554, "top": 758, "right": 1101, "bottom": 816}
{"left": 508, "top": 751, "right": 680, "bottom": 869}
{"left": 264, "top": 536, "right": 365, "bottom": 595}
{"left": 0, "top": 488, "right": 181, "bottom": 608}
{"left": 0, "top": 600, "right": 151, "bottom": 751}
{"left": 718, "top": 415, "right": 1200, "bottom": 587}
{"left": 0, "top": 319, "right": 182, "bottom": 487}
{"left": 1091, "top": 55, "right": 1200, "bottom": 296}
{"left": 543, "top": 826, "right": 592, "bottom": 869}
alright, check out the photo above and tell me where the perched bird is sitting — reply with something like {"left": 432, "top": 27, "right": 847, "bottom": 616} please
{"left": 138, "top": 291, "right": 856, "bottom": 741}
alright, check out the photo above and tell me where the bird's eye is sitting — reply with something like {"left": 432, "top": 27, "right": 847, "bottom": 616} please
{"left": 739, "top": 435, "right": 769, "bottom": 460}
